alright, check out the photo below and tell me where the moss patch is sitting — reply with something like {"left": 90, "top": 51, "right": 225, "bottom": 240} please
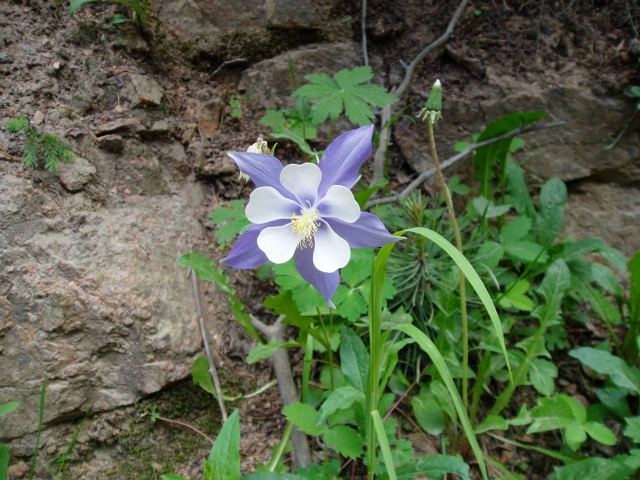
{"left": 109, "top": 380, "right": 222, "bottom": 479}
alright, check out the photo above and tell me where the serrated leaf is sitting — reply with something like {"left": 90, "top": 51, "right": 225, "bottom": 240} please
{"left": 570, "top": 347, "right": 640, "bottom": 394}
{"left": 625, "top": 416, "right": 640, "bottom": 443}
{"left": 528, "top": 395, "right": 575, "bottom": 434}
{"left": 499, "top": 280, "right": 534, "bottom": 311}
{"left": 585, "top": 421, "right": 617, "bottom": 445}
{"left": 506, "top": 158, "right": 537, "bottom": 219}
{"left": 294, "top": 66, "right": 397, "bottom": 126}
{"left": 501, "top": 216, "right": 533, "bottom": 245}
{"left": 283, "top": 403, "right": 327, "bottom": 436}
{"left": 323, "top": 425, "right": 363, "bottom": 459}
{"left": 316, "top": 387, "right": 365, "bottom": 425}
{"left": 564, "top": 419, "right": 587, "bottom": 451}
{"left": 260, "top": 109, "right": 287, "bottom": 129}
{"left": 192, "top": 356, "right": 217, "bottom": 397}
{"left": 473, "top": 241, "right": 504, "bottom": 269}
{"left": 341, "top": 248, "right": 374, "bottom": 287}
{"left": 339, "top": 327, "right": 369, "bottom": 393}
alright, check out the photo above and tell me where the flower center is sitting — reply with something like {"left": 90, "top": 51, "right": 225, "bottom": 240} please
{"left": 291, "top": 205, "right": 320, "bottom": 248}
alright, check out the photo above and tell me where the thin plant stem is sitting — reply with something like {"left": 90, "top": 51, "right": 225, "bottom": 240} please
{"left": 29, "top": 378, "right": 47, "bottom": 480}
{"left": 318, "top": 310, "right": 334, "bottom": 390}
{"left": 427, "top": 117, "right": 469, "bottom": 412}
{"left": 266, "top": 422, "right": 293, "bottom": 471}
{"left": 156, "top": 416, "right": 215, "bottom": 445}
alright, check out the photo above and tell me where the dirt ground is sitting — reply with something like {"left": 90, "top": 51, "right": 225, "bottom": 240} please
{"left": 1, "top": 0, "right": 639, "bottom": 478}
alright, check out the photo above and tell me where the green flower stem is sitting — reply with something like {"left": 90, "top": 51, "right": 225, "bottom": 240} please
{"left": 427, "top": 117, "right": 469, "bottom": 412}
{"left": 266, "top": 422, "right": 293, "bottom": 471}
{"left": 317, "top": 310, "right": 334, "bottom": 390}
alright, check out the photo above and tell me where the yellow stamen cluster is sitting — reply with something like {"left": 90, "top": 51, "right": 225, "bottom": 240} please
{"left": 291, "top": 207, "right": 320, "bottom": 248}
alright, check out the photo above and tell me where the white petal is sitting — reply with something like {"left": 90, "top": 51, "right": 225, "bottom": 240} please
{"left": 257, "top": 224, "right": 300, "bottom": 264}
{"left": 280, "top": 163, "right": 322, "bottom": 206}
{"left": 317, "top": 185, "right": 360, "bottom": 223}
{"left": 313, "top": 221, "right": 350, "bottom": 273}
{"left": 246, "top": 187, "right": 300, "bottom": 224}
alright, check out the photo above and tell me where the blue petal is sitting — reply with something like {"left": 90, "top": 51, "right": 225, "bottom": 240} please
{"left": 324, "top": 212, "right": 400, "bottom": 248}
{"left": 318, "top": 125, "right": 373, "bottom": 198}
{"left": 227, "top": 152, "right": 296, "bottom": 201}
{"left": 222, "top": 220, "right": 288, "bottom": 269}
{"left": 294, "top": 247, "right": 339, "bottom": 308}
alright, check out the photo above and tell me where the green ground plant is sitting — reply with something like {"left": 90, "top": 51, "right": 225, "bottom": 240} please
{"left": 5, "top": 117, "right": 74, "bottom": 171}
{"left": 168, "top": 78, "right": 639, "bottom": 480}
{"left": 69, "top": 0, "right": 150, "bottom": 28}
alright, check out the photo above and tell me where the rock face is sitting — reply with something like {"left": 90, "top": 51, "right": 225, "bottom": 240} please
{"left": 0, "top": 173, "right": 205, "bottom": 442}
{"left": 395, "top": 71, "right": 640, "bottom": 256}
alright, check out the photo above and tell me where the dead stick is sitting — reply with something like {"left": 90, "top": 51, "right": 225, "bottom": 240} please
{"left": 207, "top": 58, "right": 247, "bottom": 81}
{"left": 372, "top": 0, "right": 470, "bottom": 183}
{"left": 190, "top": 267, "right": 228, "bottom": 422}
{"left": 251, "top": 314, "right": 311, "bottom": 469}
{"left": 366, "top": 121, "right": 567, "bottom": 208}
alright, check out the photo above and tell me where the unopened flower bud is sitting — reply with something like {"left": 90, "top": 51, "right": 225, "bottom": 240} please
{"left": 418, "top": 79, "right": 442, "bottom": 123}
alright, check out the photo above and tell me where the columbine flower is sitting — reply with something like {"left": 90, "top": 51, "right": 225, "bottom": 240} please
{"left": 222, "top": 125, "right": 399, "bottom": 307}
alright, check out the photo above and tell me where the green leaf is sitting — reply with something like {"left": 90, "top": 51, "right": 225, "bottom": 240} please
{"left": 506, "top": 158, "right": 537, "bottom": 219}
{"left": 109, "top": 14, "right": 133, "bottom": 25}
{"left": 534, "top": 259, "right": 571, "bottom": 325}
{"left": 551, "top": 457, "right": 633, "bottom": 480}
{"left": 474, "top": 111, "right": 546, "bottom": 199}
{"left": 354, "top": 179, "right": 388, "bottom": 209}
{"left": 270, "top": 126, "right": 314, "bottom": 156}
{"left": 625, "top": 416, "right": 640, "bottom": 443}
{"left": 584, "top": 421, "right": 617, "bottom": 445}
{"left": 334, "top": 286, "right": 368, "bottom": 321}
{"left": 535, "top": 178, "right": 567, "bottom": 246}
{"left": 341, "top": 248, "right": 374, "bottom": 287}
{"left": 192, "top": 356, "right": 217, "bottom": 397}
{"left": 339, "top": 327, "right": 369, "bottom": 394}
{"left": 629, "top": 252, "right": 640, "bottom": 320}
{"left": 294, "top": 66, "right": 398, "bottom": 126}
{"left": 0, "top": 444, "right": 8, "bottom": 480}
{"left": 283, "top": 403, "right": 327, "bottom": 436}
{"left": 471, "top": 196, "right": 511, "bottom": 218}
{"left": 263, "top": 291, "right": 303, "bottom": 327}
{"left": 501, "top": 216, "right": 533, "bottom": 244}
{"left": 69, "top": 0, "right": 98, "bottom": 15}
{"left": 0, "top": 402, "right": 19, "bottom": 417}
{"left": 260, "top": 109, "right": 287, "bottom": 129}
{"left": 379, "top": 455, "right": 471, "bottom": 480}
{"left": 564, "top": 420, "right": 587, "bottom": 451}
{"left": 473, "top": 241, "right": 504, "bottom": 269}
{"left": 570, "top": 347, "right": 640, "bottom": 394}
{"left": 396, "top": 325, "right": 487, "bottom": 479}
{"left": 597, "top": 388, "right": 632, "bottom": 419}
{"left": 246, "top": 339, "right": 282, "bottom": 364}
{"left": 529, "top": 358, "right": 558, "bottom": 395}
{"left": 571, "top": 276, "right": 621, "bottom": 324}
{"left": 411, "top": 393, "right": 445, "bottom": 435}
{"left": 474, "top": 415, "right": 509, "bottom": 434}
{"left": 499, "top": 280, "right": 534, "bottom": 311}
{"left": 315, "top": 386, "right": 365, "bottom": 425}
{"left": 161, "top": 476, "right": 190, "bottom": 480}
{"left": 528, "top": 395, "right": 575, "bottom": 434}
{"left": 504, "top": 241, "right": 548, "bottom": 263}
{"left": 371, "top": 410, "right": 396, "bottom": 479}
{"left": 323, "top": 425, "right": 363, "bottom": 459}
{"left": 592, "top": 263, "right": 623, "bottom": 296}
{"left": 209, "top": 410, "right": 241, "bottom": 480}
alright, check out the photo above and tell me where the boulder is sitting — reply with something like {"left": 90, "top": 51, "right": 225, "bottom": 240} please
{"left": 56, "top": 157, "right": 97, "bottom": 192}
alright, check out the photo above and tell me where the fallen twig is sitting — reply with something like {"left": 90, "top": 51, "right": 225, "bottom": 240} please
{"left": 207, "top": 58, "right": 247, "bottom": 81}
{"left": 251, "top": 314, "right": 311, "bottom": 468}
{"left": 361, "top": 0, "right": 369, "bottom": 67}
{"left": 190, "top": 261, "right": 228, "bottom": 422}
{"left": 0, "top": 148, "right": 22, "bottom": 163}
{"left": 366, "top": 121, "right": 567, "bottom": 208}
{"left": 371, "top": 0, "right": 470, "bottom": 183}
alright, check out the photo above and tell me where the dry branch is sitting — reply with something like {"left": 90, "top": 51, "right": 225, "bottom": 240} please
{"left": 371, "top": 0, "right": 470, "bottom": 183}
